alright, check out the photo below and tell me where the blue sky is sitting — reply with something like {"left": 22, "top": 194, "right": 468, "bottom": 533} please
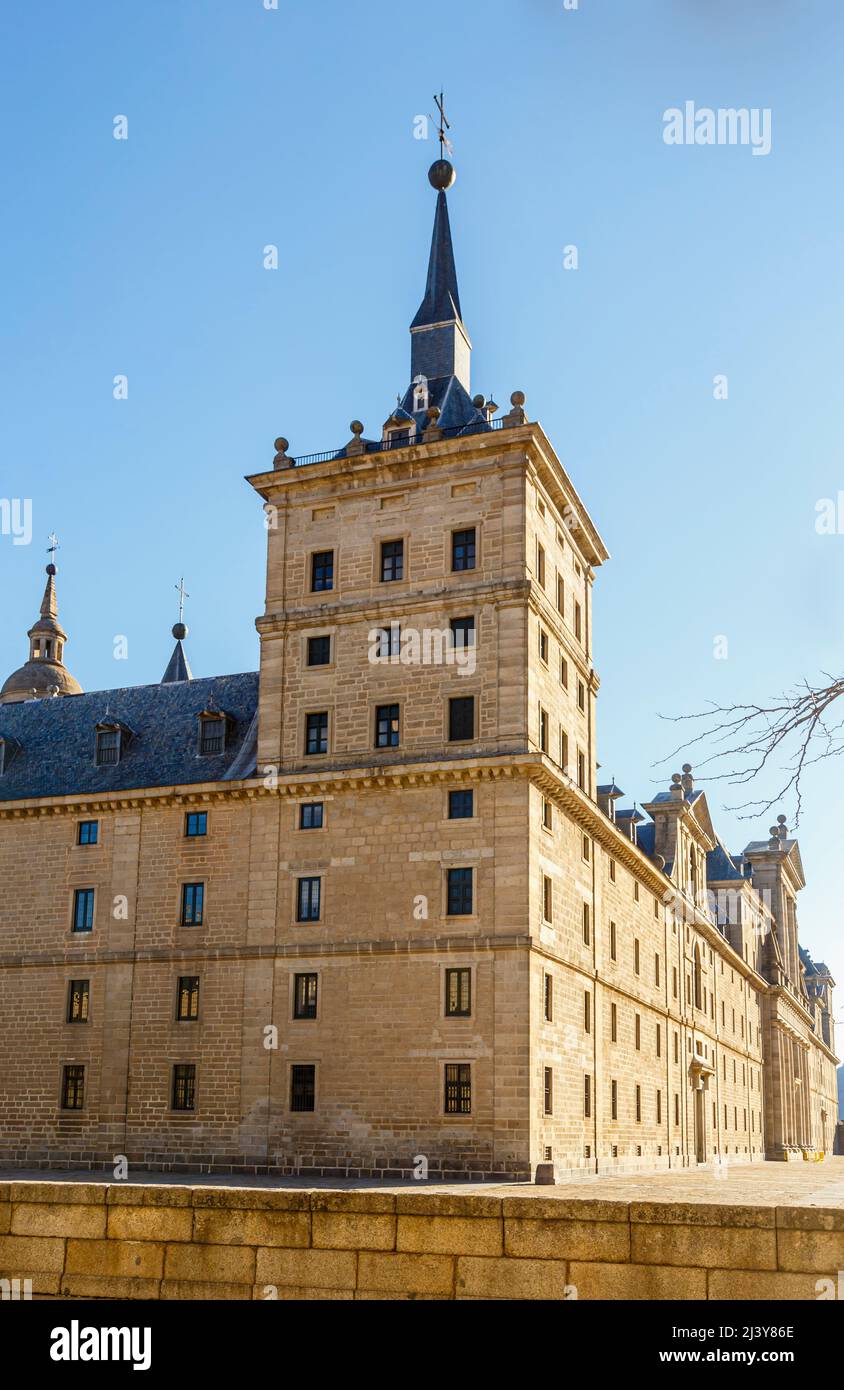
{"left": 2, "top": 0, "right": 843, "bottom": 1006}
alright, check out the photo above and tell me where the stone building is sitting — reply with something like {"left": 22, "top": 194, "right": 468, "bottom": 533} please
{"left": 0, "top": 155, "right": 837, "bottom": 1179}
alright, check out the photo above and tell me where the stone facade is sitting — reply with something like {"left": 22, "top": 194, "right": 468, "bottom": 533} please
{"left": 0, "top": 158, "right": 837, "bottom": 1181}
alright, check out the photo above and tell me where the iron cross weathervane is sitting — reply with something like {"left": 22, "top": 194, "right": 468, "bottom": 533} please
{"left": 47, "top": 532, "right": 59, "bottom": 562}
{"left": 175, "top": 576, "right": 190, "bottom": 624}
{"left": 432, "top": 91, "right": 453, "bottom": 159}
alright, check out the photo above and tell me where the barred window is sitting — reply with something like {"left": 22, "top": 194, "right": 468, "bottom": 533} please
{"left": 72, "top": 888, "right": 95, "bottom": 933}
{"left": 447, "top": 867, "right": 473, "bottom": 916}
{"left": 445, "top": 968, "right": 471, "bottom": 1017}
{"left": 95, "top": 728, "right": 120, "bottom": 766}
{"left": 544, "top": 973, "right": 553, "bottom": 1022}
{"left": 67, "top": 979, "right": 89, "bottom": 1024}
{"left": 584, "top": 1074, "right": 591, "bottom": 1118}
{"left": 293, "top": 973, "right": 318, "bottom": 1020}
{"left": 291, "top": 1064, "right": 316, "bottom": 1112}
{"left": 544, "top": 1067, "right": 553, "bottom": 1115}
{"left": 180, "top": 883, "right": 204, "bottom": 926}
{"left": 177, "top": 976, "right": 200, "bottom": 1021}
{"left": 61, "top": 1064, "right": 85, "bottom": 1110}
{"left": 172, "top": 1064, "right": 196, "bottom": 1111}
{"left": 444, "top": 1063, "right": 471, "bottom": 1115}
{"left": 199, "top": 717, "right": 225, "bottom": 756}
{"left": 296, "top": 877, "right": 321, "bottom": 923}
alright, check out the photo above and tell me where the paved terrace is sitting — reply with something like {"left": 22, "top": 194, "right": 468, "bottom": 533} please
{"left": 2, "top": 1158, "right": 842, "bottom": 1207}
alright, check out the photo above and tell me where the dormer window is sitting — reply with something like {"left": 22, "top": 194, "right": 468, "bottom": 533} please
{"left": 95, "top": 726, "right": 121, "bottom": 766}
{"left": 412, "top": 374, "right": 429, "bottom": 412}
{"left": 198, "top": 711, "right": 228, "bottom": 756}
{"left": 0, "top": 737, "right": 18, "bottom": 775}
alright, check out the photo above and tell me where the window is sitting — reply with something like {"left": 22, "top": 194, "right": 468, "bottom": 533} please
{"left": 610, "top": 921, "right": 617, "bottom": 961}
{"left": 674, "top": 1032, "right": 679, "bottom": 1063}
{"left": 299, "top": 802, "right": 324, "bottom": 830}
{"left": 542, "top": 875, "right": 553, "bottom": 923}
{"left": 635, "top": 1084, "right": 642, "bottom": 1122}
{"left": 544, "top": 973, "right": 553, "bottom": 1022}
{"left": 305, "top": 711, "right": 328, "bottom": 755}
{"left": 611, "top": 1002, "right": 617, "bottom": 1041}
{"left": 452, "top": 528, "right": 476, "bottom": 572}
{"left": 373, "top": 624, "right": 401, "bottom": 659}
{"left": 611, "top": 1079, "right": 618, "bottom": 1120}
{"left": 67, "top": 979, "right": 89, "bottom": 1024}
{"left": 674, "top": 1093, "right": 680, "bottom": 1125}
{"left": 633, "top": 881, "right": 640, "bottom": 902}
{"left": 584, "top": 992, "right": 591, "bottom": 1033}
{"left": 655, "top": 953, "right": 660, "bottom": 986}
{"left": 634, "top": 938, "right": 640, "bottom": 975}
{"left": 375, "top": 703, "right": 400, "bottom": 748}
{"left": 296, "top": 877, "right": 321, "bottom": 923}
{"left": 199, "top": 717, "right": 225, "bottom": 755}
{"left": 635, "top": 1013, "right": 641, "bottom": 1050}
{"left": 61, "top": 1064, "right": 85, "bottom": 1110}
{"left": 293, "top": 973, "right": 318, "bottom": 1020}
{"left": 448, "top": 696, "right": 475, "bottom": 742}
{"left": 609, "top": 858, "right": 616, "bottom": 883}
{"left": 584, "top": 1074, "right": 591, "bottom": 1118}
{"left": 556, "top": 574, "right": 564, "bottom": 614}
{"left": 560, "top": 655, "right": 569, "bottom": 689}
{"left": 311, "top": 550, "right": 334, "bottom": 592}
{"left": 185, "top": 812, "right": 207, "bottom": 838}
{"left": 560, "top": 729, "right": 569, "bottom": 773}
{"left": 574, "top": 600, "right": 582, "bottom": 642}
{"left": 582, "top": 835, "right": 590, "bottom": 862}
{"left": 380, "top": 539, "right": 404, "bottom": 582}
{"left": 577, "top": 750, "right": 586, "bottom": 790}
{"left": 180, "top": 883, "right": 204, "bottom": 926}
{"left": 656, "top": 1023, "right": 662, "bottom": 1058}
{"left": 444, "top": 1062, "right": 471, "bottom": 1114}
{"left": 542, "top": 798, "right": 552, "bottom": 831}
{"left": 539, "top": 627, "right": 549, "bottom": 664}
{"left": 447, "top": 868, "right": 473, "bottom": 916}
{"left": 77, "top": 820, "right": 98, "bottom": 846}
{"left": 95, "top": 727, "right": 120, "bottom": 766}
{"left": 544, "top": 1067, "right": 553, "bottom": 1115}
{"left": 307, "top": 635, "right": 331, "bottom": 666}
{"left": 577, "top": 680, "right": 585, "bottom": 712}
{"left": 656, "top": 1090, "right": 662, "bottom": 1125}
{"left": 445, "top": 968, "right": 471, "bottom": 1017}
{"left": 450, "top": 616, "right": 476, "bottom": 651}
{"left": 448, "top": 789, "right": 474, "bottom": 820}
{"left": 673, "top": 966, "right": 678, "bottom": 999}
{"left": 538, "top": 706, "right": 548, "bottom": 753}
{"left": 536, "top": 542, "right": 546, "bottom": 587}
{"left": 172, "top": 1064, "right": 196, "bottom": 1111}
{"left": 177, "top": 976, "right": 200, "bottom": 1021}
{"left": 72, "top": 889, "right": 94, "bottom": 934}
{"left": 582, "top": 902, "right": 590, "bottom": 945}
{"left": 290, "top": 1064, "right": 316, "bottom": 1112}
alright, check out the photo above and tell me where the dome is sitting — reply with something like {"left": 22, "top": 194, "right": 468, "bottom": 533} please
{"left": 0, "top": 563, "right": 82, "bottom": 704}
{"left": 0, "top": 660, "right": 83, "bottom": 703}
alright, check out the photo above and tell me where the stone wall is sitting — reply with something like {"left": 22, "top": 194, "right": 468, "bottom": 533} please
{"left": 1, "top": 1181, "right": 842, "bottom": 1301}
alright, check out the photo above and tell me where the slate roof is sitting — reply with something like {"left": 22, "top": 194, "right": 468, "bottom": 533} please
{"left": 0, "top": 672, "right": 259, "bottom": 803}
{"left": 410, "top": 190, "right": 463, "bottom": 330}
{"left": 707, "top": 842, "right": 744, "bottom": 881}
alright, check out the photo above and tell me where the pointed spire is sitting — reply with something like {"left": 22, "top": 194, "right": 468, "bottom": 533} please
{"left": 410, "top": 188, "right": 463, "bottom": 330}
{"left": 409, "top": 158, "right": 472, "bottom": 395}
{"left": 161, "top": 623, "right": 193, "bottom": 684}
{"left": 40, "top": 566, "right": 59, "bottom": 622}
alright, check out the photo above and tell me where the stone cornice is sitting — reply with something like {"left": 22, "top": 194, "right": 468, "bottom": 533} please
{"left": 258, "top": 577, "right": 531, "bottom": 634}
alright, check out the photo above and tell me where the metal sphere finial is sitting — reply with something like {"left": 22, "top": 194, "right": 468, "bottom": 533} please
{"left": 428, "top": 159, "right": 456, "bottom": 191}
{"left": 172, "top": 622, "right": 188, "bottom": 641}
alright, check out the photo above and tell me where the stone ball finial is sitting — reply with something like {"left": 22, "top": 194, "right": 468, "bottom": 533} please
{"left": 173, "top": 623, "right": 188, "bottom": 641}
{"left": 671, "top": 773, "right": 683, "bottom": 786}
{"left": 350, "top": 421, "right": 364, "bottom": 437}
{"left": 426, "top": 406, "right": 440, "bottom": 421}
{"left": 777, "top": 814, "right": 787, "bottom": 826}
{"left": 428, "top": 159, "right": 456, "bottom": 190}
{"left": 46, "top": 563, "right": 56, "bottom": 576}
{"left": 274, "top": 437, "right": 289, "bottom": 454}
{"left": 472, "top": 394, "right": 485, "bottom": 408}
{"left": 511, "top": 390, "right": 526, "bottom": 407}
{"left": 682, "top": 763, "right": 692, "bottom": 774}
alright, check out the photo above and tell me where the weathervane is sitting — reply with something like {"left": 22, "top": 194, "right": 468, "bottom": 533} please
{"left": 175, "top": 576, "right": 190, "bottom": 624}
{"left": 431, "top": 91, "right": 453, "bottom": 160}
{"left": 47, "top": 532, "right": 59, "bottom": 564}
